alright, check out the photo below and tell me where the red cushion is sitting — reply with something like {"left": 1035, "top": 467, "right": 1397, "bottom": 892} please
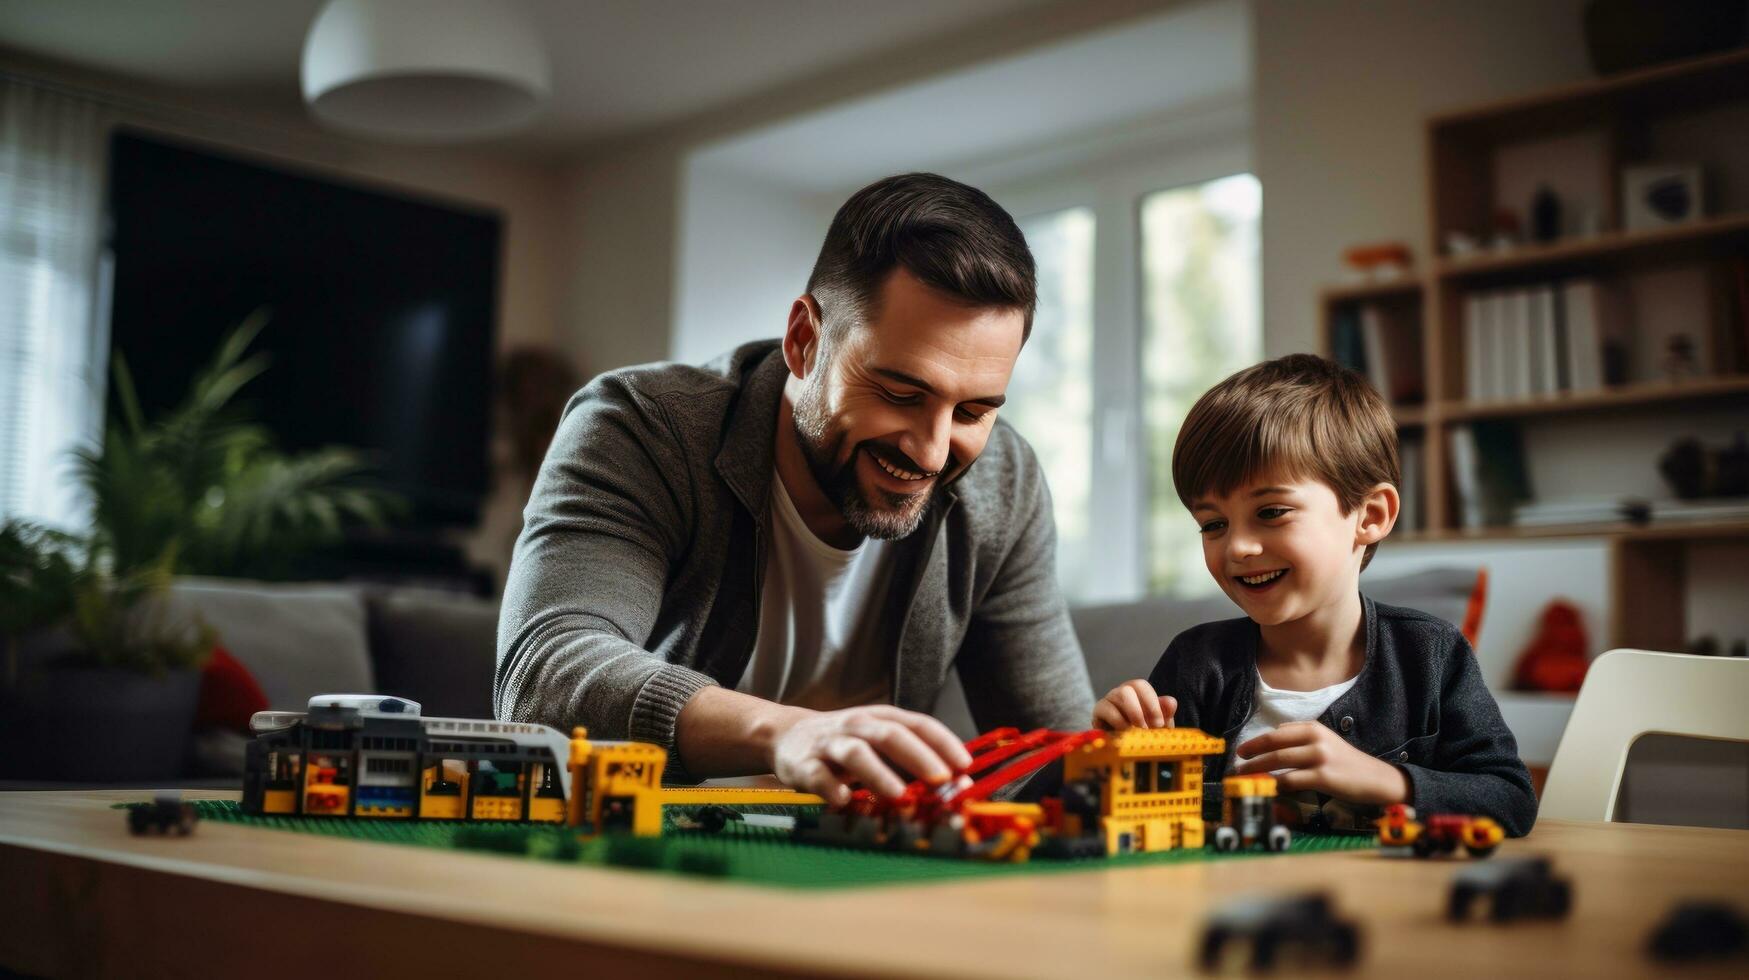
{"left": 1461, "top": 568, "right": 1488, "bottom": 649}
{"left": 195, "top": 644, "right": 270, "bottom": 733}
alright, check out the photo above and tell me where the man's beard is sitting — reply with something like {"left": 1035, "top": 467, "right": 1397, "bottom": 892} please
{"left": 791, "top": 380, "right": 949, "bottom": 540}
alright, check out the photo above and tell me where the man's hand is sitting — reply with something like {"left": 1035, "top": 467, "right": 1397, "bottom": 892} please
{"left": 1232, "top": 721, "right": 1410, "bottom": 805}
{"left": 1092, "top": 678, "right": 1177, "bottom": 731}
{"left": 770, "top": 705, "right": 973, "bottom": 807}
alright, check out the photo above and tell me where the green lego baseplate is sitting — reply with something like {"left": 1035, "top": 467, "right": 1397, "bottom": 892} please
{"left": 120, "top": 800, "right": 1376, "bottom": 889}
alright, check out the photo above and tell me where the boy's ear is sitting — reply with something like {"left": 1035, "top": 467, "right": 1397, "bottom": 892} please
{"left": 1355, "top": 482, "right": 1400, "bottom": 547}
{"left": 783, "top": 295, "right": 824, "bottom": 380}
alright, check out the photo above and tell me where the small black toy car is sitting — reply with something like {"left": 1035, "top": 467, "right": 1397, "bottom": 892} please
{"left": 1199, "top": 892, "right": 1361, "bottom": 972}
{"left": 1648, "top": 901, "right": 1748, "bottom": 961}
{"left": 128, "top": 792, "right": 198, "bottom": 836}
{"left": 1448, "top": 856, "right": 1572, "bottom": 923}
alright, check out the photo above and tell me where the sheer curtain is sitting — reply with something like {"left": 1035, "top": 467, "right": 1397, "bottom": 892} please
{"left": 0, "top": 77, "right": 111, "bottom": 527}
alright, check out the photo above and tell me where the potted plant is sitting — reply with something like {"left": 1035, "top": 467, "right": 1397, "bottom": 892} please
{"left": 0, "top": 312, "right": 393, "bottom": 781}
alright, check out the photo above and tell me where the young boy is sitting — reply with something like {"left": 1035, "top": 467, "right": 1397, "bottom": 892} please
{"left": 1094, "top": 354, "right": 1536, "bottom": 835}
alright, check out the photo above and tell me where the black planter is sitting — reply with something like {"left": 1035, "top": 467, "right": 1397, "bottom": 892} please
{"left": 0, "top": 652, "right": 200, "bottom": 782}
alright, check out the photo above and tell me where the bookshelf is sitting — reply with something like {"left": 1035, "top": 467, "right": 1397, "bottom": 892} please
{"left": 1319, "top": 48, "right": 1749, "bottom": 650}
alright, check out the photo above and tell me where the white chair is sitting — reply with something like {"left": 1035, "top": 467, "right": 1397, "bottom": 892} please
{"left": 1540, "top": 648, "right": 1749, "bottom": 823}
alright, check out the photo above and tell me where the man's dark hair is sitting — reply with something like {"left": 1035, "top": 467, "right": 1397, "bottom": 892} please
{"left": 805, "top": 173, "right": 1036, "bottom": 345}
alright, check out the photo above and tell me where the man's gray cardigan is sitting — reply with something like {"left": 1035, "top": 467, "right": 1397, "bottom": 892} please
{"left": 495, "top": 340, "right": 1094, "bottom": 781}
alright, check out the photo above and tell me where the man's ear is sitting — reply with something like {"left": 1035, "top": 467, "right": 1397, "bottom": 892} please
{"left": 1356, "top": 482, "right": 1401, "bottom": 547}
{"left": 783, "top": 296, "right": 824, "bottom": 380}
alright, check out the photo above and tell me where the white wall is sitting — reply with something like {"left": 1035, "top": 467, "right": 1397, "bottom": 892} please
{"left": 1252, "top": 0, "right": 1593, "bottom": 356}
{"left": 672, "top": 164, "right": 835, "bottom": 365}
{"left": 553, "top": 0, "right": 1224, "bottom": 375}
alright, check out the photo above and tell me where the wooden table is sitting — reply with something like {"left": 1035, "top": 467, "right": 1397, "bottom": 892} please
{"left": 3, "top": 790, "right": 1745, "bottom": 978}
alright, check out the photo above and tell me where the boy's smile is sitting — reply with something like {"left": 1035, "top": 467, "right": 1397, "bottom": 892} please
{"left": 1235, "top": 567, "right": 1288, "bottom": 591}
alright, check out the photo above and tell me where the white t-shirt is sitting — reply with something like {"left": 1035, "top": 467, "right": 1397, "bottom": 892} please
{"left": 734, "top": 470, "right": 896, "bottom": 710}
{"left": 1236, "top": 668, "right": 1361, "bottom": 774}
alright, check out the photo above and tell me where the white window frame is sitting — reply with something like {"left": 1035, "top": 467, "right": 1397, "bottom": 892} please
{"left": 982, "top": 109, "right": 1253, "bottom": 602}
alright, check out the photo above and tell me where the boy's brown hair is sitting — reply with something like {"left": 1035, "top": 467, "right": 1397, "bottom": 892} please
{"left": 1171, "top": 353, "right": 1399, "bottom": 570}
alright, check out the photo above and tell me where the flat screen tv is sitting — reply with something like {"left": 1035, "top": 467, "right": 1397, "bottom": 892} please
{"left": 105, "top": 130, "right": 501, "bottom": 528}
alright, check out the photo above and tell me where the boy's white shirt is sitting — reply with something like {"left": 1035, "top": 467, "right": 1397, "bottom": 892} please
{"left": 1236, "top": 668, "right": 1361, "bottom": 774}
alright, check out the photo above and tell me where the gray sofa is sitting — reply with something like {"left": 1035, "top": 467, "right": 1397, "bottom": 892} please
{"left": 174, "top": 567, "right": 1478, "bottom": 770}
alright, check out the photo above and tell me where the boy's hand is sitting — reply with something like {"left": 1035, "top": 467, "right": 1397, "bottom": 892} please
{"left": 1232, "top": 721, "right": 1411, "bottom": 805}
{"left": 1093, "top": 679, "right": 1177, "bottom": 731}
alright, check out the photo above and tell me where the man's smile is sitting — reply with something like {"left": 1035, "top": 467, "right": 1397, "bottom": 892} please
{"left": 862, "top": 443, "right": 939, "bottom": 486}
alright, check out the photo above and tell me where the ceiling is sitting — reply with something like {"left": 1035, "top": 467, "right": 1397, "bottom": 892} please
{"left": 0, "top": 0, "right": 1066, "bottom": 149}
{"left": 694, "top": 0, "right": 1249, "bottom": 193}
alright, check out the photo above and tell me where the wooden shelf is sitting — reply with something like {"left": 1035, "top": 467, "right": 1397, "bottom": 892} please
{"left": 1428, "top": 45, "right": 1749, "bottom": 143}
{"left": 1319, "top": 278, "right": 1424, "bottom": 304}
{"left": 1323, "top": 48, "right": 1749, "bottom": 652}
{"left": 1391, "top": 405, "right": 1427, "bottom": 427}
{"left": 1436, "top": 375, "right": 1749, "bottom": 421}
{"left": 1390, "top": 519, "right": 1749, "bottom": 545}
{"left": 1434, "top": 211, "right": 1749, "bottom": 283}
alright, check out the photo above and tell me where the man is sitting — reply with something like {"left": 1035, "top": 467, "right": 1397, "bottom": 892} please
{"left": 496, "top": 173, "right": 1093, "bottom": 804}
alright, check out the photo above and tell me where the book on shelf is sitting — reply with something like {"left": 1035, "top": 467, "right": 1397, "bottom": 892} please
{"left": 1509, "top": 290, "right": 1536, "bottom": 399}
{"left": 1465, "top": 278, "right": 1633, "bottom": 400}
{"left": 1510, "top": 496, "right": 1749, "bottom": 528}
{"left": 1512, "top": 496, "right": 1639, "bottom": 527}
{"left": 1447, "top": 425, "right": 1483, "bottom": 528}
{"left": 1333, "top": 302, "right": 1423, "bottom": 406}
{"left": 1532, "top": 286, "right": 1562, "bottom": 395}
{"left": 1464, "top": 292, "right": 1488, "bottom": 402}
{"left": 1331, "top": 306, "right": 1365, "bottom": 376}
{"left": 1648, "top": 496, "right": 1749, "bottom": 524}
{"left": 1448, "top": 421, "right": 1532, "bottom": 529}
{"left": 1398, "top": 432, "right": 1423, "bottom": 532}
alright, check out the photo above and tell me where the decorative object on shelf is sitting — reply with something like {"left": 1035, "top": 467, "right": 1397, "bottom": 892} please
{"left": 1340, "top": 241, "right": 1413, "bottom": 283}
{"left": 1659, "top": 438, "right": 1707, "bottom": 498}
{"left": 1490, "top": 208, "right": 1523, "bottom": 252}
{"left": 1511, "top": 601, "right": 1590, "bottom": 694}
{"left": 1531, "top": 185, "right": 1562, "bottom": 243}
{"left": 301, "top": 0, "right": 552, "bottom": 142}
{"left": 1659, "top": 433, "right": 1749, "bottom": 499}
{"left": 1443, "top": 230, "right": 1482, "bottom": 258}
{"left": 1661, "top": 333, "right": 1701, "bottom": 381}
{"left": 1582, "top": 0, "right": 1749, "bottom": 77}
{"left": 1622, "top": 164, "right": 1704, "bottom": 231}
{"left": 0, "top": 315, "right": 395, "bottom": 781}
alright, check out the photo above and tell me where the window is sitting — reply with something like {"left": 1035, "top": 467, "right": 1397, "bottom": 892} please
{"left": 1004, "top": 208, "right": 1095, "bottom": 592}
{"left": 0, "top": 80, "right": 110, "bottom": 526}
{"left": 1141, "top": 174, "right": 1262, "bottom": 595}
{"left": 995, "top": 149, "right": 1259, "bottom": 602}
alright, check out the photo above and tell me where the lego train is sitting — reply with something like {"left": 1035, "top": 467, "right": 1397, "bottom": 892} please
{"left": 242, "top": 694, "right": 668, "bottom": 833}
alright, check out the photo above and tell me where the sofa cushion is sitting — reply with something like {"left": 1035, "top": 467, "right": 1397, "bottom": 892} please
{"left": 365, "top": 587, "right": 499, "bottom": 720}
{"left": 169, "top": 577, "right": 373, "bottom": 712}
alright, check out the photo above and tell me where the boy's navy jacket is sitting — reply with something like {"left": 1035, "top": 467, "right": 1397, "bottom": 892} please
{"left": 1152, "top": 594, "right": 1538, "bottom": 836}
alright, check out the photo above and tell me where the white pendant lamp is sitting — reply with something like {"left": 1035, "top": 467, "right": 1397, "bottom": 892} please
{"left": 301, "top": 0, "right": 551, "bottom": 142}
